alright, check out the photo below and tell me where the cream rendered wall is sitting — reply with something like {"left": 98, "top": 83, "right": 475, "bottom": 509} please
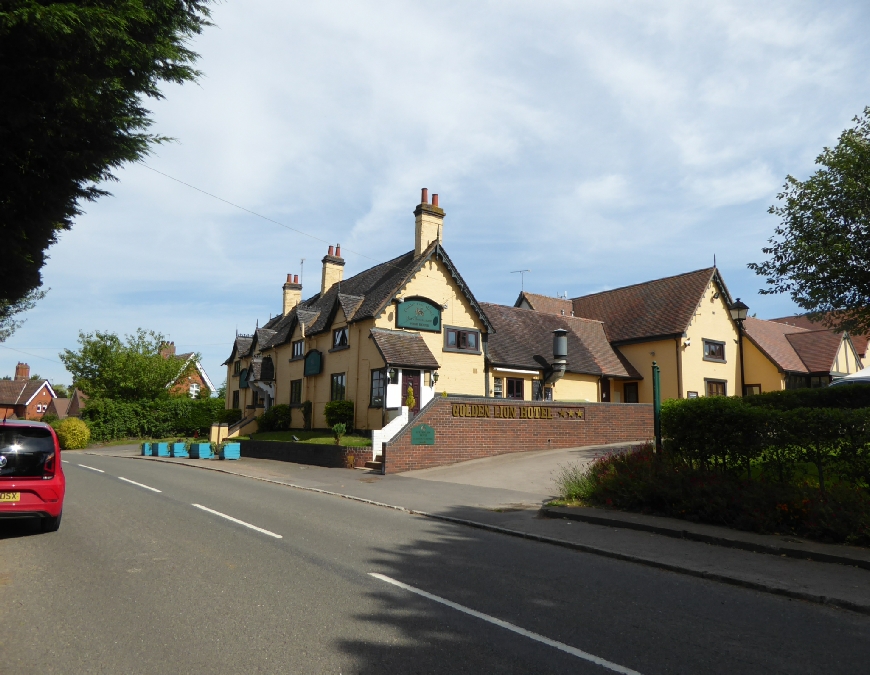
{"left": 681, "top": 281, "right": 741, "bottom": 397}
{"left": 741, "top": 339, "right": 785, "bottom": 393}
{"left": 373, "top": 257, "right": 487, "bottom": 397}
{"left": 552, "top": 373, "right": 599, "bottom": 401}
{"left": 226, "top": 355, "right": 254, "bottom": 412}
{"left": 616, "top": 339, "right": 679, "bottom": 403}
{"left": 833, "top": 338, "right": 863, "bottom": 374}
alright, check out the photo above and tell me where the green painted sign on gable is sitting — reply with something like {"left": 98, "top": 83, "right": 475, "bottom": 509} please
{"left": 410, "top": 423, "right": 435, "bottom": 445}
{"left": 397, "top": 300, "right": 441, "bottom": 332}
{"left": 304, "top": 350, "right": 322, "bottom": 376}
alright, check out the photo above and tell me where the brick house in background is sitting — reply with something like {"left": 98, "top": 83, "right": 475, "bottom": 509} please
{"left": 0, "top": 363, "right": 56, "bottom": 420}
{"left": 160, "top": 342, "right": 216, "bottom": 398}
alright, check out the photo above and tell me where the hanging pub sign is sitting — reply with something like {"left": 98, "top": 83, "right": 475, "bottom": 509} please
{"left": 304, "top": 350, "right": 322, "bottom": 376}
{"left": 396, "top": 299, "right": 441, "bottom": 332}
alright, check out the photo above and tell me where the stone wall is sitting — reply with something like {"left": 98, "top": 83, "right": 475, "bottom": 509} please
{"left": 384, "top": 396, "right": 653, "bottom": 473}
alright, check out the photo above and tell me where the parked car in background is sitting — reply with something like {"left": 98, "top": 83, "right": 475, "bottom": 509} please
{"left": 0, "top": 420, "right": 65, "bottom": 532}
{"left": 830, "top": 366, "right": 870, "bottom": 387}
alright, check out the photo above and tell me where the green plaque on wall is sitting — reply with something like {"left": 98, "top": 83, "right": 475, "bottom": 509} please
{"left": 304, "top": 350, "right": 322, "bottom": 376}
{"left": 410, "top": 423, "right": 435, "bottom": 445}
{"left": 397, "top": 300, "right": 441, "bottom": 332}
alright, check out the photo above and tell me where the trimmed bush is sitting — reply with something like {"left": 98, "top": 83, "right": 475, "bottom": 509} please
{"left": 257, "top": 404, "right": 293, "bottom": 432}
{"left": 56, "top": 417, "right": 91, "bottom": 450}
{"left": 81, "top": 397, "right": 228, "bottom": 442}
{"left": 324, "top": 400, "right": 354, "bottom": 429}
{"left": 217, "top": 408, "right": 243, "bottom": 425}
{"left": 302, "top": 400, "right": 313, "bottom": 430}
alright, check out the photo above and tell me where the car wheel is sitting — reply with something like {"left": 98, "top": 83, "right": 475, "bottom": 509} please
{"left": 41, "top": 512, "right": 62, "bottom": 533}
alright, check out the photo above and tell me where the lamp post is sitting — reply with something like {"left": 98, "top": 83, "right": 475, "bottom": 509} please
{"left": 729, "top": 298, "right": 749, "bottom": 396}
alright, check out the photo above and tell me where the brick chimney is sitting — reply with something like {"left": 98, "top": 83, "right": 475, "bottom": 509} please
{"left": 14, "top": 362, "right": 30, "bottom": 381}
{"left": 159, "top": 342, "right": 176, "bottom": 360}
{"left": 414, "top": 188, "right": 445, "bottom": 256}
{"left": 283, "top": 274, "right": 302, "bottom": 315}
{"left": 321, "top": 244, "right": 345, "bottom": 295}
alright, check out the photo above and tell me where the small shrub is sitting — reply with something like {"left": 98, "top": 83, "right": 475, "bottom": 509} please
{"left": 257, "top": 404, "right": 293, "bottom": 432}
{"left": 332, "top": 422, "right": 347, "bottom": 445}
{"left": 404, "top": 386, "right": 416, "bottom": 410}
{"left": 56, "top": 417, "right": 91, "bottom": 450}
{"left": 324, "top": 400, "right": 354, "bottom": 429}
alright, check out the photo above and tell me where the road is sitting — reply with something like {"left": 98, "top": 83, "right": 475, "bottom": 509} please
{"left": 1, "top": 455, "right": 868, "bottom": 674}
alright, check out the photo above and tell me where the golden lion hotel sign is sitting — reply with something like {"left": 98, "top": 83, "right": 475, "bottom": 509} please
{"left": 451, "top": 403, "right": 585, "bottom": 420}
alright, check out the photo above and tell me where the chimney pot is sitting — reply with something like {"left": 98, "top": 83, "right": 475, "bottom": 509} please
{"left": 335, "top": 244, "right": 341, "bottom": 257}
{"left": 286, "top": 273, "right": 293, "bottom": 283}
{"left": 432, "top": 193, "right": 439, "bottom": 207}
{"left": 294, "top": 274, "right": 299, "bottom": 284}
{"left": 328, "top": 245, "right": 334, "bottom": 256}
{"left": 421, "top": 188, "right": 429, "bottom": 204}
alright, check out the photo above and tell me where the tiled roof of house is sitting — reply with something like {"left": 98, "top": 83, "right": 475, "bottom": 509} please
{"left": 569, "top": 268, "right": 726, "bottom": 344}
{"left": 47, "top": 398, "right": 70, "bottom": 418}
{"left": 222, "top": 335, "right": 253, "bottom": 365}
{"left": 0, "top": 380, "right": 45, "bottom": 406}
{"left": 514, "top": 292, "right": 574, "bottom": 316}
{"left": 370, "top": 329, "right": 440, "bottom": 369}
{"left": 480, "top": 303, "right": 642, "bottom": 379}
{"left": 770, "top": 314, "right": 869, "bottom": 358}
{"left": 743, "top": 317, "right": 849, "bottom": 374}
{"left": 258, "top": 243, "right": 492, "bottom": 350}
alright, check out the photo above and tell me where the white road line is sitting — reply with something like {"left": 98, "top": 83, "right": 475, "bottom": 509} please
{"left": 118, "top": 477, "right": 162, "bottom": 493}
{"left": 369, "top": 573, "right": 641, "bottom": 675}
{"left": 77, "top": 464, "right": 104, "bottom": 473}
{"left": 61, "top": 460, "right": 69, "bottom": 464}
{"left": 191, "top": 504, "right": 283, "bottom": 539}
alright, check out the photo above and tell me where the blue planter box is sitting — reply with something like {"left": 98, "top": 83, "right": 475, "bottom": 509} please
{"left": 189, "top": 443, "right": 213, "bottom": 459}
{"left": 219, "top": 443, "right": 241, "bottom": 460}
{"left": 154, "top": 442, "right": 170, "bottom": 457}
{"left": 171, "top": 442, "right": 189, "bottom": 458}
{"left": 141, "top": 442, "right": 152, "bottom": 456}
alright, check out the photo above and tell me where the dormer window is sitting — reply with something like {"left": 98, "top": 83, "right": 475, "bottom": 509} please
{"left": 333, "top": 327, "right": 349, "bottom": 349}
{"left": 233, "top": 361, "right": 241, "bottom": 376}
{"left": 292, "top": 339, "right": 305, "bottom": 359}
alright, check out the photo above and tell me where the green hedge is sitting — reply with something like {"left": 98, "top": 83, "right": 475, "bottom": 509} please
{"left": 661, "top": 386, "right": 870, "bottom": 491}
{"left": 257, "top": 404, "right": 293, "bottom": 432}
{"left": 324, "top": 400, "right": 354, "bottom": 429}
{"left": 81, "top": 397, "right": 228, "bottom": 442}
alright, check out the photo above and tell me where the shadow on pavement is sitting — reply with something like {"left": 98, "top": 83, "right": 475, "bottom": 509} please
{"left": 0, "top": 517, "right": 46, "bottom": 540}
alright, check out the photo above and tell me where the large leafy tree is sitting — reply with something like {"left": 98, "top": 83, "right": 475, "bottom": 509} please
{"left": 750, "top": 108, "right": 870, "bottom": 335}
{"left": 60, "top": 328, "right": 199, "bottom": 400}
{"left": 0, "top": 0, "right": 211, "bottom": 334}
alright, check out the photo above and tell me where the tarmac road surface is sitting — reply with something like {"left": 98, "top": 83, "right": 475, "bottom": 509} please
{"left": 1, "top": 455, "right": 868, "bottom": 674}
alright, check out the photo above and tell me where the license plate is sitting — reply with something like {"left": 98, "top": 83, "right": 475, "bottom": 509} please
{"left": 0, "top": 492, "right": 20, "bottom": 502}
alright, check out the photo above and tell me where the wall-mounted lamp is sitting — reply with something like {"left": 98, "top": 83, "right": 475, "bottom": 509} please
{"left": 387, "top": 368, "right": 398, "bottom": 383}
{"left": 432, "top": 371, "right": 440, "bottom": 384}
{"left": 684, "top": 338, "right": 691, "bottom": 348}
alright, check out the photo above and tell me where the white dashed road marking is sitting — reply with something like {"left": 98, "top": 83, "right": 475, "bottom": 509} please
{"left": 118, "top": 477, "right": 162, "bottom": 493}
{"left": 368, "top": 573, "right": 641, "bottom": 675}
{"left": 77, "top": 464, "right": 104, "bottom": 473}
{"left": 191, "top": 504, "right": 283, "bottom": 539}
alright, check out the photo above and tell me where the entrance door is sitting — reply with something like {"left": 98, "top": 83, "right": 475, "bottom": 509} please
{"left": 600, "top": 378, "right": 611, "bottom": 402}
{"left": 402, "top": 369, "right": 421, "bottom": 415}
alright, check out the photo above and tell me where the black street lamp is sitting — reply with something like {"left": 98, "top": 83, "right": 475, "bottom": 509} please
{"left": 729, "top": 298, "right": 750, "bottom": 396}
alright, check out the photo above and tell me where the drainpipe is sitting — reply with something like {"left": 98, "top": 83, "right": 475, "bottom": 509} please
{"left": 675, "top": 336, "right": 683, "bottom": 398}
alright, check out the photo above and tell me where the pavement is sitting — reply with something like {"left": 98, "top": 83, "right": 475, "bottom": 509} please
{"left": 83, "top": 443, "right": 870, "bottom": 615}
{"left": 3, "top": 452, "right": 869, "bottom": 674}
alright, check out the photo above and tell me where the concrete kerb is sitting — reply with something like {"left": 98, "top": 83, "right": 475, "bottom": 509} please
{"left": 541, "top": 507, "right": 870, "bottom": 572}
{"left": 89, "top": 452, "right": 870, "bottom": 616}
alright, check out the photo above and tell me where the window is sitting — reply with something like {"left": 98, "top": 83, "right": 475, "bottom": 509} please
{"left": 232, "top": 390, "right": 240, "bottom": 408}
{"left": 624, "top": 383, "right": 639, "bottom": 403}
{"left": 532, "top": 380, "right": 544, "bottom": 401}
{"left": 706, "top": 380, "right": 727, "bottom": 397}
{"left": 291, "top": 340, "right": 305, "bottom": 359}
{"left": 290, "top": 379, "right": 302, "bottom": 404}
{"left": 445, "top": 327, "right": 480, "bottom": 352}
{"left": 703, "top": 339, "right": 726, "bottom": 362}
{"left": 250, "top": 390, "right": 261, "bottom": 407}
{"left": 233, "top": 361, "right": 241, "bottom": 376}
{"left": 744, "top": 384, "right": 762, "bottom": 396}
{"left": 370, "top": 369, "right": 385, "bottom": 407}
{"left": 331, "top": 373, "right": 346, "bottom": 401}
{"left": 544, "top": 387, "right": 553, "bottom": 401}
{"left": 333, "top": 327, "right": 349, "bottom": 349}
{"left": 810, "top": 376, "right": 830, "bottom": 388}
{"left": 506, "top": 378, "right": 524, "bottom": 399}
{"left": 493, "top": 377, "right": 503, "bottom": 398}
{"left": 189, "top": 383, "right": 201, "bottom": 399}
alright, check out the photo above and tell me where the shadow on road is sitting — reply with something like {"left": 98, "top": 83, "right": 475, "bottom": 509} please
{"left": 0, "top": 517, "right": 46, "bottom": 540}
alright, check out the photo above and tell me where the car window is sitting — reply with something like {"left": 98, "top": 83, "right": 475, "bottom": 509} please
{"left": 0, "top": 426, "right": 55, "bottom": 478}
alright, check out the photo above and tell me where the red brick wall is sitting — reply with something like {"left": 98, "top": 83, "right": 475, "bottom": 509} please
{"left": 383, "top": 397, "right": 653, "bottom": 473}
{"left": 25, "top": 387, "right": 53, "bottom": 420}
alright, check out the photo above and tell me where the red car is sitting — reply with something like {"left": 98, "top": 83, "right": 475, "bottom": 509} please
{"left": 0, "top": 420, "right": 65, "bottom": 532}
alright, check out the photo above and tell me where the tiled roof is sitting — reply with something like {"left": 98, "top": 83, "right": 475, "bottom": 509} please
{"left": 222, "top": 335, "right": 253, "bottom": 365}
{"left": 249, "top": 356, "right": 275, "bottom": 382}
{"left": 0, "top": 380, "right": 44, "bottom": 406}
{"left": 743, "top": 317, "right": 848, "bottom": 374}
{"left": 370, "top": 329, "right": 440, "bottom": 369}
{"left": 514, "top": 292, "right": 574, "bottom": 316}
{"left": 786, "top": 330, "right": 845, "bottom": 374}
{"left": 569, "top": 268, "right": 724, "bottom": 344}
{"left": 47, "top": 398, "right": 70, "bottom": 418}
{"left": 257, "top": 243, "right": 492, "bottom": 350}
{"left": 480, "top": 303, "right": 642, "bottom": 379}
{"left": 770, "top": 314, "right": 868, "bottom": 358}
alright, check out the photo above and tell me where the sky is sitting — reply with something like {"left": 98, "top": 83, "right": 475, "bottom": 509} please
{"left": 3, "top": 0, "right": 869, "bottom": 388}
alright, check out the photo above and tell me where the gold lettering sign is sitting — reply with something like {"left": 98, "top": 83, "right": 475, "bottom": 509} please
{"left": 451, "top": 404, "right": 583, "bottom": 420}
